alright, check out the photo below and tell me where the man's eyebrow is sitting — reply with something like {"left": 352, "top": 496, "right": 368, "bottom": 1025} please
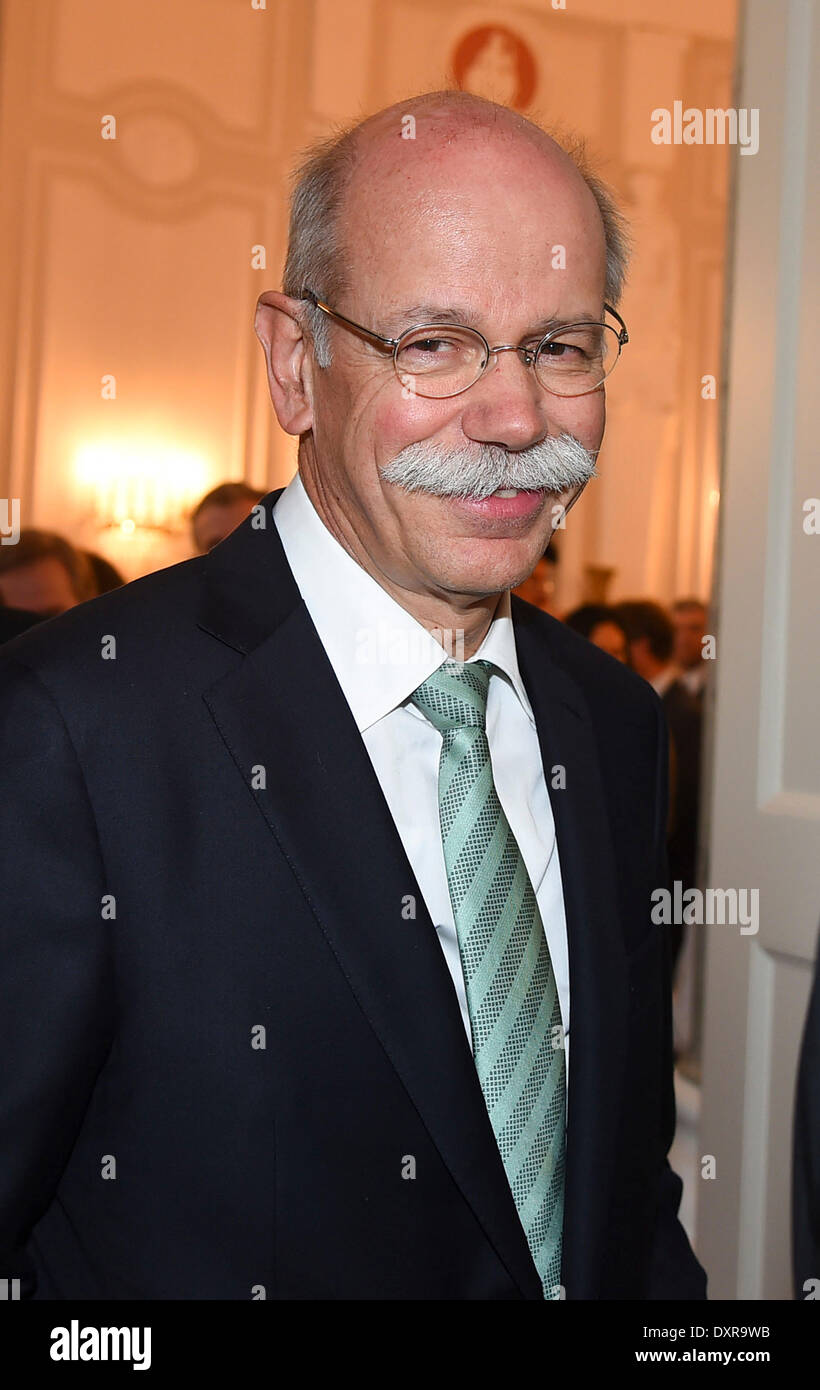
{"left": 383, "top": 305, "right": 604, "bottom": 336}
{"left": 382, "top": 304, "right": 475, "bottom": 332}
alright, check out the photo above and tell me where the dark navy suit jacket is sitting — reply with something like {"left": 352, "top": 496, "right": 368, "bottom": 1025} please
{"left": 0, "top": 490, "right": 706, "bottom": 1299}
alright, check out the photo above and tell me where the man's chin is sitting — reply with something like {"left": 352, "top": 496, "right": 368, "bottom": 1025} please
{"left": 430, "top": 552, "right": 552, "bottom": 602}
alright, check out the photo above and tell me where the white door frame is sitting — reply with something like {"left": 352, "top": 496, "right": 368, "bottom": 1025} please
{"left": 698, "top": 0, "right": 820, "bottom": 1300}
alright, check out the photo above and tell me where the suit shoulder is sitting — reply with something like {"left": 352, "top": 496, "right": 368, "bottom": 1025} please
{"left": 511, "top": 595, "right": 661, "bottom": 725}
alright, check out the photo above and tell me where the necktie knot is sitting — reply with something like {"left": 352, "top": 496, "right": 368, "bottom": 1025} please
{"left": 410, "top": 658, "right": 493, "bottom": 733}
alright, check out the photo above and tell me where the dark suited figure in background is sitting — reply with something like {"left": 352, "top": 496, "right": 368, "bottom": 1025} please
{"left": 794, "top": 930, "right": 820, "bottom": 1298}
{"left": 672, "top": 597, "right": 709, "bottom": 703}
{"left": 615, "top": 600, "right": 703, "bottom": 978}
{"left": 0, "top": 91, "right": 705, "bottom": 1300}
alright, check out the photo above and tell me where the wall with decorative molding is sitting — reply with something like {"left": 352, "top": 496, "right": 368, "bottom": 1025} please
{"left": 0, "top": 0, "right": 737, "bottom": 595}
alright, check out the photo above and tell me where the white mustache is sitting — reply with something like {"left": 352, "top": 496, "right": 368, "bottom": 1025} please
{"left": 378, "top": 433, "right": 597, "bottom": 500}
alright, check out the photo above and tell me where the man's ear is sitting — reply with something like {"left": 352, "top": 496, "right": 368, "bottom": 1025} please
{"left": 254, "top": 291, "right": 315, "bottom": 436}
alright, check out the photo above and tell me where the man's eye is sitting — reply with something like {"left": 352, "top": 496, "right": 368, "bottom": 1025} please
{"left": 408, "top": 337, "right": 457, "bottom": 355}
{"left": 538, "top": 339, "right": 585, "bottom": 360}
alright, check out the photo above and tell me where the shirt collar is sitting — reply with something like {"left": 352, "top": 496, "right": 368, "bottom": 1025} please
{"left": 273, "top": 471, "right": 536, "bottom": 733}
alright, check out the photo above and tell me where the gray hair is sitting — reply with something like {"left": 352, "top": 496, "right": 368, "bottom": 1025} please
{"left": 282, "top": 92, "right": 631, "bottom": 369}
{"left": 282, "top": 127, "right": 360, "bottom": 367}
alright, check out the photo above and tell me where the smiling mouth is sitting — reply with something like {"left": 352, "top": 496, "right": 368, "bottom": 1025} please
{"left": 447, "top": 488, "right": 548, "bottom": 522}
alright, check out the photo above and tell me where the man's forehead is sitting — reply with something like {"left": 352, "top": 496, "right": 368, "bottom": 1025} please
{"left": 344, "top": 147, "right": 604, "bottom": 286}
{"left": 363, "top": 171, "right": 583, "bottom": 231}
{"left": 349, "top": 117, "right": 594, "bottom": 221}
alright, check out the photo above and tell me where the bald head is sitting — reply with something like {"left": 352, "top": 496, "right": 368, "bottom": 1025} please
{"left": 347, "top": 98, "right": 602, "bottom": 285}
{"left": 350, "top": 89, "right": 580, "bottom": 168}
{"left": 284, "top": 91, "right": 628, "bottom": 364}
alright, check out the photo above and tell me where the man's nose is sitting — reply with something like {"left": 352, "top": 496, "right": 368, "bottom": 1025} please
{"left": 458, "top": 349, "right": 556, "bottom": 450}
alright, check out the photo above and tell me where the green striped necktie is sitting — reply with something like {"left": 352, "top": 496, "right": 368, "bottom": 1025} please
{"left": 411, "top": 658, "right": 566, "bottom": 1298}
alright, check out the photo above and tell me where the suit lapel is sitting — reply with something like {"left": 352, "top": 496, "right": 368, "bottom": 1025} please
{"left": 513, "top": 599, "right": 629, "bottom": 1299}
{"left": 198, "top": 497, "right": 544, "bottom": 1300}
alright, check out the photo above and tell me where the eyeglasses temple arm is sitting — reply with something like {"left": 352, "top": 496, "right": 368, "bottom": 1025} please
{"left": 302, "top": 290, "right": 399, "bottom": 352}
{"left": 604, "top": 302, "right": 629, "bottom": 346}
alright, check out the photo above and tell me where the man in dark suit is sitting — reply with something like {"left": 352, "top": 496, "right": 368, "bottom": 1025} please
{"left": 0, "top": 90, "right": 705, "bottom": 1300}
{"left": 615, "top": 600, "right": 704, "bottom": 979}
{"left": 794, "top": 931, "right": 820, "bottom": 1297}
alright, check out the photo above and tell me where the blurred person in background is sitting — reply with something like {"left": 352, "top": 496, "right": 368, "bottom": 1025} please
{"left": 615, "top": 599, "right": 682, "bottom": 699}
{"left": 614, "top": 600, "right": 702, "bottom": 979}
{"left": 672, "top": 597, "right": 709, "bottom": 702}
{"left": 191, "top": 481, "right": 266, "bottom": 553}
{"left": 793, "top": 923, "right": 820, "bottom": 1298}
{"left": 0, "top": 529, "right": 96, "bottom": 617}
{"left": 84, "top": 551, "right": 126, "bottom": 596}
{"left": 564, "top": 603, "right": 628, "bottom": 663}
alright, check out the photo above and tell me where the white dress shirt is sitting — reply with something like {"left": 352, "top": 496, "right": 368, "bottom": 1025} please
{"left": 679, "top": 665, "right": 707, "bottom": 698}
{"left": 273, "top": 472, "right": 570, "bottom": 1078}
{"left": 650, "top": 664, "right": 682, "bottom": 698}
